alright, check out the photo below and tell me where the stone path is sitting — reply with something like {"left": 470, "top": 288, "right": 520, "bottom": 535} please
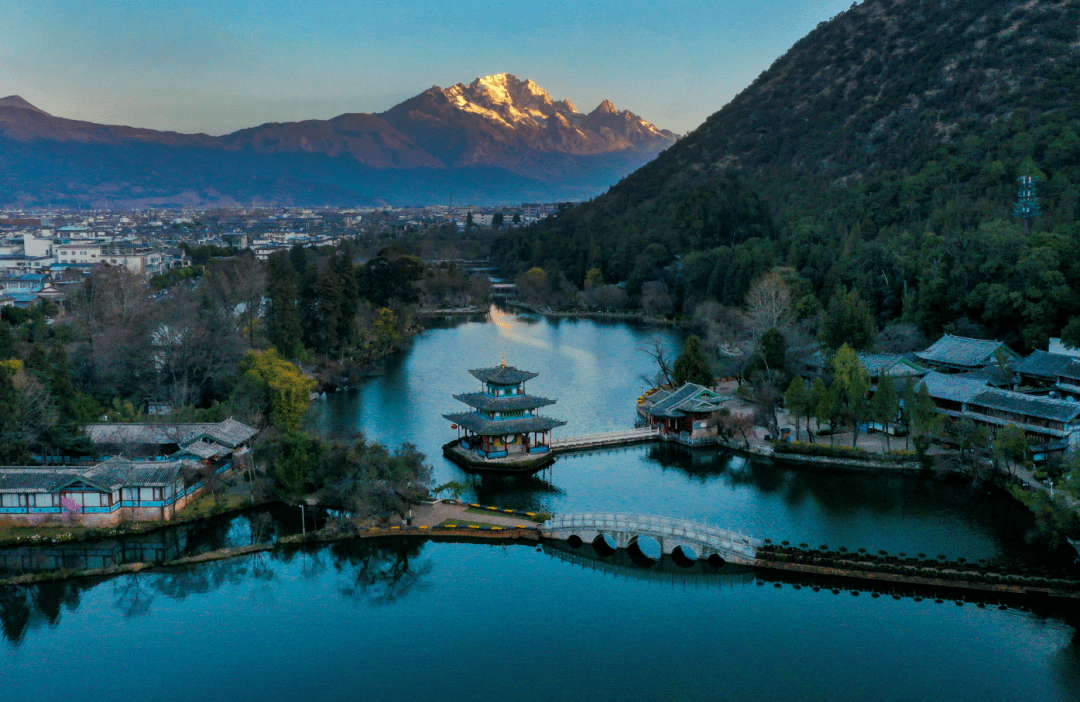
{"left": 408, "top": 501, "right": 540, "bottom": 528}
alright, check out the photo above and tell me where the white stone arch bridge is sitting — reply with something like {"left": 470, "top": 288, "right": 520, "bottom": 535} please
{"left": 541, "top": 513, "right": 761, "bottom": 566}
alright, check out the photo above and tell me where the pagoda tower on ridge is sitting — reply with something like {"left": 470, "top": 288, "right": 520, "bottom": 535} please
{"left": 442, "top": 362, "right": 566, "bottom": 472}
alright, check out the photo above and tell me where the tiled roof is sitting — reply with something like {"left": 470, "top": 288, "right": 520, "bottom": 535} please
{"left": 452, "top": 393, "right": 555, "bottom": 412}
{"left": 173, "top": 442, "right": 229, "bottom": 459}
{"left": 0, "top": 458, "right": 197, "bottom": 493}
{"left": 468, "top": 366, "right": 539, "bottom": 386}
{"left": 1012, "top": 350, "right": 1074, "bottom": 380}
{"left": 1058, "top": 360, "right": 1080, "bottom": 382}
{"left": 84, "top": 418, "right": 257, "bottom": 449}
{"left": 858, "top": 353, "right": 927, "bottom": 378}
{"left": 915, "top": 334, "right": 1017, "bottom": 369}
{"left": 919, "top": 371, "right": 988, "bottom": 404}
{"left": 957, "top": 366, "right": 1013, "bottom": 387}
{"left": 642, "top": 383, "right": 726, "bottom": 418}
{"left": 968, "top": 389, "right": 1080, "bottom": 424}
{"left": 443, "top": 412, "right": 566, "bottom": 436}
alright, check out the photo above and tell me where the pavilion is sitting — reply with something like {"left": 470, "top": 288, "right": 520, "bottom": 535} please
{"left": 443, "top": 363, "right": 565, "bottom": 469}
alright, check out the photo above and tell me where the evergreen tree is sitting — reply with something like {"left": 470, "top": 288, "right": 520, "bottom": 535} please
{"left": 815, "top": 380, "right": 843, "bottom": 446}
{"left": 869, "top": 374, "right": 899, "bottom": 452}
{"left": 784, "top": 376, "right": 809, "bottom": 442}
{"left": 673, "top": 335, "right": 713, "bottom": 387}
{"left": 820, "top": 289, "right": 876, "bottom": 352}
{"left": 310, "top": 265, "right": 344, "bottom": 355}
{"left": 832, "top": 344, "right": 870, "bottom": 449}
{"left": 267, "top": 256, "right": 303, "bottom": 356}
{"left": 24, "top": 344, "right": 49, "bottom": 375}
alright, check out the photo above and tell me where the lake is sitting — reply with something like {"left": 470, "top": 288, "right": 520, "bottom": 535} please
{"left": 3, "top": 307, "right": 1079, "bottom": 701}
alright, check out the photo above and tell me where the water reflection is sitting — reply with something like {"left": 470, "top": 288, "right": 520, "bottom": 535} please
{"left": 0, "top": 506, "right": 297, "bottom": 577}
{"left": 0, "top": 538, "right": 437, "bottom": 645}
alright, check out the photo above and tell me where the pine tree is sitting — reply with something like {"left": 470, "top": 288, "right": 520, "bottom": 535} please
{"left": 267, "top": 256, "right": 303, "bottom": 356}
{"left": 820, "top": 289, "right": 876, "bottom": 352}
{"left": 673, "top": 335, "right": 713, "bottom": 387}
{"left": 832, "top": 344, "right": 870, "bottom": 449}
{"left": 869, "top": 374, "right": 899, "bottom": 452}
{"left": 784, "top": 376, "right": 809, "bottom": 442}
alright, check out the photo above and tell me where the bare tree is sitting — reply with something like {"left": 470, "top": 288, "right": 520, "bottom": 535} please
{"left": 639, "top": 335, "right": 675, "bottom": 388}
{"left": 745, "top": 271, "right": 792, "bottom": 342}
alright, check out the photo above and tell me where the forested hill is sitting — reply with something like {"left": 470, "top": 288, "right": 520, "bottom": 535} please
{"left": 493, "top": 0, "right": 1080, "bottom": 352}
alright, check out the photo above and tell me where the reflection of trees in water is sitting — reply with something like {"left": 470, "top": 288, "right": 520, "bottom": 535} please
{"left": 0, "top": 580, "right": 95, "bottom": 645}
{"left": 0, "top": 537, "right": 440, "bottom": 646}
{"left": 648, "top": 444, "right": 1039, "bottom": 540}
{"left": 329, "top": 538, "right": 432, "bottom": 605}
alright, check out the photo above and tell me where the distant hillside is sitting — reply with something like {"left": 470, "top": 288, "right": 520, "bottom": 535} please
{"left": 495, "top": 0, "right": 1080, "bottom": 351}
{"left": 0, "top": 75, "right": 677, "bottom": 208}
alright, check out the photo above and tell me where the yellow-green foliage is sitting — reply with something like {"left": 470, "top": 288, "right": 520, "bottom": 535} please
{"left": 242, "top": 349, "right": 315, "bottom": 432}
{"left": 0, "top": 359, "right": 23, "bottom": 376}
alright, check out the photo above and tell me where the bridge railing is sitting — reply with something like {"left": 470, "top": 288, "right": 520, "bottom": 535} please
{"left": 550, "top": 427, "right": 660, "bottom": 446}
{"left": 542, "top": 512, "right": 761, "bottom": 547}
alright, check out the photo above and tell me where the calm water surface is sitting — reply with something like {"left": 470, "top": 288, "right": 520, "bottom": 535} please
{"left": 4, "top": 309, "right": 1080, "bottom": 700}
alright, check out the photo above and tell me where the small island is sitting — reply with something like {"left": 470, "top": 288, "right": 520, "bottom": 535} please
{"left": 442, "top": 362, "right": 566, "bottom": 473}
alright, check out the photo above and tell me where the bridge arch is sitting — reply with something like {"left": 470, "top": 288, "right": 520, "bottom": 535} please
{"left": 541, "top": 513, "right": 761, "bottom": 566}
{"left": 592, "top": 534, "right": 617, "bottom": 556}
{"left": 627, "top": 534, "right": 661, "bottom": 564}
{"left": 670, "top": 544, "right": 698, "bottom": 567}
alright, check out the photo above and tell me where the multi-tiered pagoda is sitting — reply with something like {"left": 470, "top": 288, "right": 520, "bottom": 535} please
{"left": 442, "top": 363, "right": 566, "bottom": 472}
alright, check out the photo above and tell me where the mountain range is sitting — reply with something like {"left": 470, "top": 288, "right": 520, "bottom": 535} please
{"left": 494, "top": 0, "right": 1080, "bottom": 349}
{"left": 0, "top": 74, "right": 677, "bottom": 208}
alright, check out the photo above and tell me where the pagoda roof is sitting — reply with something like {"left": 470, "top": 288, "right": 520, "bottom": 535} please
{"left": 469, "top": 365, "right": 538, "bottom": 386}
{"left": 453, "top": 393, "right": 556, "bottom": 411}
{"left": 444, "top": 412, "right": 566, "bottom": 436}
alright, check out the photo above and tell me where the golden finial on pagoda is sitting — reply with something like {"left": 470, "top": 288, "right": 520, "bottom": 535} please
{"left": 501, "top": 353, "right": 507, "bottom": 367}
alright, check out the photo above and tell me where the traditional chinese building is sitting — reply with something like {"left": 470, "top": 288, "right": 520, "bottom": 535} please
{"left": 638, "top": 383, "right": 726, "bottom": 440}
{"left": 443, "top": 363, "right": 565, "bottom": 471}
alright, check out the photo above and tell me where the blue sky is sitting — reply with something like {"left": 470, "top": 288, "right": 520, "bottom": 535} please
{"left": 0, "top": 0, "right": 855, "bottom": 136}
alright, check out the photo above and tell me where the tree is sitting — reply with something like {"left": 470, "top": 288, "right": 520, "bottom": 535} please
{"left": 820, "top": 289, "right": 876, "bottom": 352}
{"left": 673, "top": 335, "right": 713, "bottom": 387}
{"left": 910, "top": 384, "right": 942, "bottom": 461}
{"left": 831, "top": 344, "right": 870, "bottom": 448}
{"left": 584, "top": 267, "right": 604, "bottom": 290}
{"left": 491, "top": 213, "right": 504, "bottom": 228}
{"left": 813, "top": 378, "right": 842, "bottom": 446}
{"left": 639, "top": 335, "right": 675, "bottom": 388}
{"left": 318, "top": 437, "right": 434, "bottom": 521}
{"left": 241, "top": 349, "right": 315, "bottom": 433}
{"left": 994, "top": 423, "right": 1030, "bottom": 478}
{"left": 868, "top": 374, "right": 899, "bottom": 452}
{"left": 745, "top": 271, "right": 792, "bottom": 341}
{"left": 267, "top": 256, "right": 303, "bottom": 356}
{"left": 260, "top": 430, "right": 323, "bottom": 499}
{"left": 784, "top": 376, "right": 810, "bottom": 442}
{"left": 1061, "top": 316, "right": 1080, "bottom": 351}
{"left": 746, "top": 327, "right": 787, "bottom": 382}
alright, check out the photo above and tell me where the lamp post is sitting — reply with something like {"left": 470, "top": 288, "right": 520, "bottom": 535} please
{"left": 299, "top": 503, "right": 306, "bottom": 535}
{"left": 1049, "top": 478, "right": 1055, "bottom": 500}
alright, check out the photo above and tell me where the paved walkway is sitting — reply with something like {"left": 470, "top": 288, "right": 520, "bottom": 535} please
{"left": 409, "top": 501, "right": 541, "bottom": 528}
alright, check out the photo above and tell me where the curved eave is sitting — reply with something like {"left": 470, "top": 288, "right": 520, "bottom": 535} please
{"left": 443, "top": 413, "right": 567, "bottom": 436}
{"left": 469, "top": 366, "right": 539, "bottom": 385}
{"left": 452, "top": 393, "right": 557, "bottom": 411}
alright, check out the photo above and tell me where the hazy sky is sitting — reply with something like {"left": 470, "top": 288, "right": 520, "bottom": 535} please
{"left": 0, "top": 0, "right": 855, "bottom": 136}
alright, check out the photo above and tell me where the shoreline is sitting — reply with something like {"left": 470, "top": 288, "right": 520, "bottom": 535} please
{"left": 0, "top": 525, "right": 540, "bottom": 587}
{"left": 6, "top": 524, "right": 1079, "bottom": 602}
